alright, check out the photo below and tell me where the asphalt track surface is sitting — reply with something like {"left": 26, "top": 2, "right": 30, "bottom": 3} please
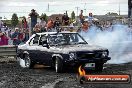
{"left": 0, "top": 57, "right": 131, "bottom": 88}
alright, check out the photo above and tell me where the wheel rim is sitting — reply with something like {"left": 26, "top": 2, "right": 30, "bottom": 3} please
{"left": 55, "top": 59, "right": 58, "bottom": 72}
{"left": 25, "top": 55, "right": 30, "bottom": 67}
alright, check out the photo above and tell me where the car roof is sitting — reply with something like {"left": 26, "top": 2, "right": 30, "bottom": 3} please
{"left": 36, "top": 31, "right": 78, "bottom": 35}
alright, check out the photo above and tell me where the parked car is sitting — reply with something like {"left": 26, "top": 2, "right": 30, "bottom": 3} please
{"left": 17, "top": 31, "right": 111, "bottom": 73}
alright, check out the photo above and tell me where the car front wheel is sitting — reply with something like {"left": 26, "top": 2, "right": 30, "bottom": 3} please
{"left": 55, "top": 57, "right": 63, "bottom": 73}
{"left": 18, "top": 54, "right": 35, "bottom": 69}
{"left": 24, "top": 54, "right": 35, "bottom": 69}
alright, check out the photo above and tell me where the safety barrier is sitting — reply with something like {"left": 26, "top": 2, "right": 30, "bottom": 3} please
{"left": 0, "top": 45, "right": 17, "bottom": 57}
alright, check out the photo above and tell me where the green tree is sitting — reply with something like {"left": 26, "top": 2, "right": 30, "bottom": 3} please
{"left": 41, "top": 13, "right": 48, "bottom": 22}
{"left": 71, "top": 11, "right": 75, "bottom": 20}
{"left": 11, "top": 13, "right": 19, "bottom": 27}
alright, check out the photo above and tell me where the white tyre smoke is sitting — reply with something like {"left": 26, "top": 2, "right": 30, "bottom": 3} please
{"left": 79, "top": 24, "right": 132, "bottom": 64}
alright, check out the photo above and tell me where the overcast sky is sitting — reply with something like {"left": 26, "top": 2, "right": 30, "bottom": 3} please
{"left": 0, "top": 0, "right": 128, "bottom": 19}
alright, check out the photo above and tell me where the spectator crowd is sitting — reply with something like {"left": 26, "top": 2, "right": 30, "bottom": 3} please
{"left": 0, "top": 9, "right": 132, "bottom": 46}
{"left": 0, "top": 17, "right": 29, "bottom": 45}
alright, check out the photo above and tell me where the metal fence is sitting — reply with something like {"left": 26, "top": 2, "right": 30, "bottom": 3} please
{"left": 0, "top": 45, "right": 17, "bottom": 57}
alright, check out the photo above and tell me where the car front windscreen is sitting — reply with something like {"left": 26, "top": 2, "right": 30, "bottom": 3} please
{"left": 48, "top": 33, "right": 87, "bottom": 45}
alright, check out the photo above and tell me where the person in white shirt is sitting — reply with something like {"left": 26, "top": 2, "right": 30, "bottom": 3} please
{"left": 87, "top": 13, "right": 94, "bottom": 24}
{"left": 40, "top": 17, "right": 46, "bottom": 32}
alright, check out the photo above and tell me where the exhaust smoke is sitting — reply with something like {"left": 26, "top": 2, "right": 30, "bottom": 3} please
{"left": 79, "top": 24, "right": 132, "bottom": 64}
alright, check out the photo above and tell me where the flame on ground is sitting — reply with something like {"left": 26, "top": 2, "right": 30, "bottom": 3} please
{"left": 78, "top": 65, "right": 86, "bottom": 76}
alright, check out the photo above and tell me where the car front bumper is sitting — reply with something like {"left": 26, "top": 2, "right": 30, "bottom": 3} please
{"left": 64, "top": 57, "right": 111, "bottom": 66}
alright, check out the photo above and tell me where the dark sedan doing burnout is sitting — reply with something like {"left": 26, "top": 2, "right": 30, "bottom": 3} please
{"left": 17, "top": 32, "right": 111, "bottom": 73}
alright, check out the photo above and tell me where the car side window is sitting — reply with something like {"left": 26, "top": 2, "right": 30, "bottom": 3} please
{"left": 29, "top": 35, "right": 40, "bottom": 46}
{"left": 39, "top": 35, "right": 47, "bottom": 45}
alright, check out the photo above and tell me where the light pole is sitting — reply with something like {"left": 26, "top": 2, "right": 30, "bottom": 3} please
{"left": 118, "top": 2, "right": 120, "bottom": 16}
{"left": 75, "top": 7, "right": 79, "bottom": 16}
{"left": 84, "top": 3, "right": 87, "bottom": 16}
{"left": 47, "top": 3, "right": 49, "bottom": 12}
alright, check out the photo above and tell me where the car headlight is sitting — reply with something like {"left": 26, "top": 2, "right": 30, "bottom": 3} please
{"left": 102, "top": 52, "right": 108, "bottom": 58}
{"left": 69, "top": 52, "right": 76, "bottom": 60}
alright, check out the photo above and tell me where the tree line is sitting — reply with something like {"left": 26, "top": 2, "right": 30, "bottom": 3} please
{"left": 6, "top": 11, "right": 76, "bottom": 28}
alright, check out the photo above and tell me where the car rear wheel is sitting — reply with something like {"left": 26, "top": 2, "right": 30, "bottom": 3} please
{"left": 55, "top": 57, "right": 63, "bottom": 73}
{"left": 95, "top": 63, "right": 103, "bottom": 72}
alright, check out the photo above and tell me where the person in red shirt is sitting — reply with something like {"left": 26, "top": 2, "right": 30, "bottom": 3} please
{"left": 47, "top": 19, "right": 54, "bottom": 32}
{"left": 18, "top": 29, "right": 24, "bottom": 44}
{"left": 0, "top": 32, "right": 8, "bottom": 45}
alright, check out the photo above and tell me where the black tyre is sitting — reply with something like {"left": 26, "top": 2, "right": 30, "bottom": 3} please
{"left": 17, "top": 54, "right": 34, "bottom": 69}
{"left": 95, "top": 63, "right": 103, "bottom": 72}
{"left": 24, "top": 54, "right": 35, "bottom": 69}
{"left": 55, "top": 57, "right": 63, "bottom": 73}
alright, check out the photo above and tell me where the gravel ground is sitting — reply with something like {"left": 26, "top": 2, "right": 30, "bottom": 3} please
{"left": 0, "top": 58, "right": 131, "bottom": 88}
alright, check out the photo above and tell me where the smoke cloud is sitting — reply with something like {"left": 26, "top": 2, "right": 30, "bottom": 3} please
{"left": 79, "top": 24, "right": 132, "bottom": 64}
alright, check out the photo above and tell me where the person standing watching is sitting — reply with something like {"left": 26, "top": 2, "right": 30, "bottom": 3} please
{"left": 62, "top": 13, "right": 66, "bottom": 25}
{"left": 33, "top": 23, "right": 41, "bottom": 33}
{"left": 79, "top": 10, "right": 84, "bottom": 24}
{"left": 62, "top": 12, "right": 69, "bottom": 26}
{"left": 11, "top": 28, "right": 20, "bottom": 45}
{"left": 0, "top": 32, "right": 8, "bottom": 45}
{"left": 47, "top": 19, "right": 54, "bottom": 32}
{"left": 40, "top": 17, "right": 47, "bottom": 32}
{"left": 22, "top": 17, "right": 28, "bottom": 30}
{"left": 54, "top": 17, "right": 61, "bottom": 32}
{"left": 87, "top": 13, "right": 94, "bottom": 26}
{"left": 29, "top": 9, "right": 39, "bottom": 34}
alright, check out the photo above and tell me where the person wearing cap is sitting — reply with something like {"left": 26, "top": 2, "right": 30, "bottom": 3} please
{"left": 29, "top": 9, "right": 39, "bottom": 34}
{"left": 11, "top": 28, "right": 20, "bottom": 45}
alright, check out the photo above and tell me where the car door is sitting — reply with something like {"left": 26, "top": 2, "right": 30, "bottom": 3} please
{"left": 28, "top": 34, "right": 40, "bottom": 61}
{"left": 36, "top": 34, "right": 52, "bottom": 65}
